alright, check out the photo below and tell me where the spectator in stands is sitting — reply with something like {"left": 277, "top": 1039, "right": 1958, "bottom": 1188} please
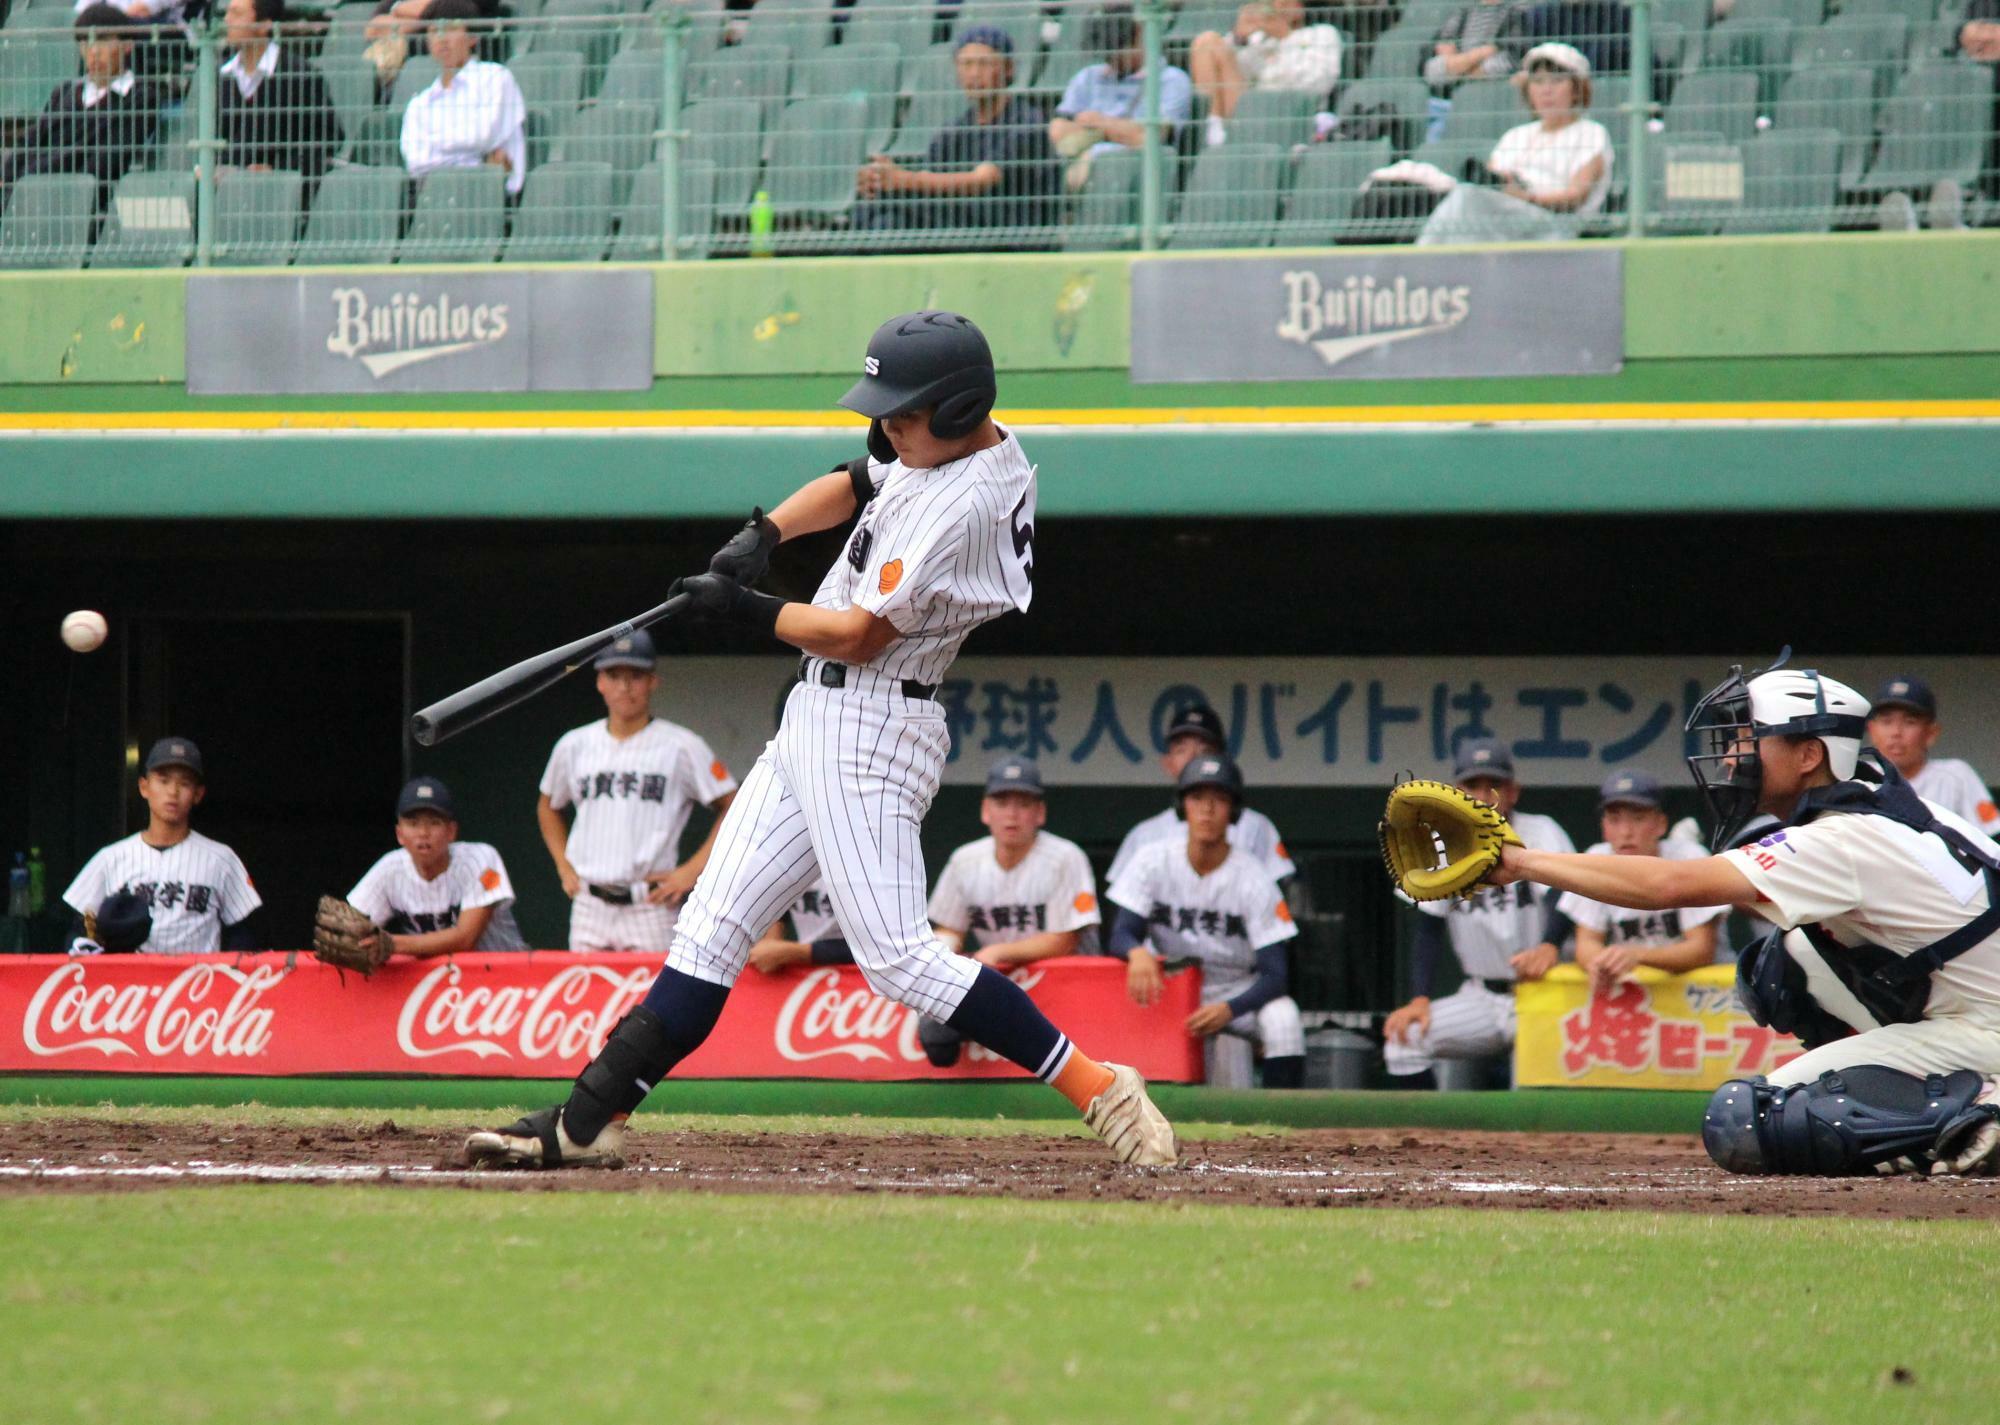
{"left": 399, "top": 0, "right": 526, "bottom": 196}
{"left": 1556, "top": 770, "right": 1726, "bottom": 998}
{"left": 218, "top": 0, "right": 342, "bottom": 181}
{"left": 364, "top": 0, "right": 502, "bottom": 94}
{"left": 1423, "top": 0, "right": 1533, "bottom": 93}
{"left": 1866, "top": 676, "right": 2000, "bottom": 838}
{"left": 343, "top": 776, "right": 529, "bottom": 957}
{"left": 0, "top": 6, "right": 164, "bottom": 198}
{"left": 1957, "top": 0, "right": 2000, "bottom": 204}
{"left": 1049, "top": 4, "right": 1193, "bottom": 191}
{"left": 1416, "top": 42, "right": 1610, "bottom": 243}
{"left": 1188, "top": 0, "right": 1344, "bottom": 147}
{"left": 68, "top": 0, "right": 191, "bottom": 78}
{"left": 852, "top": 27, "right": 1060, "bottom": 242}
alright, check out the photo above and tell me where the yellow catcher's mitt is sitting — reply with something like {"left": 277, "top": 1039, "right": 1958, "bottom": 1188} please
{"left": 313, "top": 895, "right": 393, "bottom": 977}
{"left": 1378, "top": 779, "right": 1524, "bottom": 902}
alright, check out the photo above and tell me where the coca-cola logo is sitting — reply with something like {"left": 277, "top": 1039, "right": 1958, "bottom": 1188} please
{"left": 396, "top": 961, "right": 653, "bottom": 1061}
{"left": 23, "top": 961, "right": 284, "bottom": 1060}
{"left": 773, "top": 968, "right": 1044, "bottom": 1064}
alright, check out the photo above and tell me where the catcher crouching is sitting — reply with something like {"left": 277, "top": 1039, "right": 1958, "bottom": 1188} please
{"left": 1378, "top": 652, "right": 2000, "bottom": 1178}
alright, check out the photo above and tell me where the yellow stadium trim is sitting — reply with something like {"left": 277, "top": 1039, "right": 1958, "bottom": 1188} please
{"left": 1, "top": 400, "right": 1997, "bottom": 432}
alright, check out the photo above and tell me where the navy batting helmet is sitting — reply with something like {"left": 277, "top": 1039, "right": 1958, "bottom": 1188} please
{"left": 839, "top": 311, "right": 997, "bottom": 463}
{"left": 1175, "top": 754, "right": 1245, "bottom": 824}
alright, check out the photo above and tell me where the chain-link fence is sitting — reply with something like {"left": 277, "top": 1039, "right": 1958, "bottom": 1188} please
{"left": 0, "top": 0, "right": 1994, "bottom": 266}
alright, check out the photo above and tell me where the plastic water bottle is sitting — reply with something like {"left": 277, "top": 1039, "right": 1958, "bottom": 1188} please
{"left": 748, "top": 189, "right": 774, "bottom": 258}
{"left": 6, "top": 854, "right": 28, "bottom": 921}
{"left": 28, "top": 846, "right": 45, "bottom": 915}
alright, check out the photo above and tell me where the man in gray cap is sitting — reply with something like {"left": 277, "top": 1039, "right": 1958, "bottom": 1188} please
{"left": 1382, "top": 736, "right": 1574, "bottom": 1088}
{"left": 535, "top": 628, "right": 738, "bottom": 952}
{"left": 1866, "top": 675, "right": 2000, "bottom": 839}
{"left": 1556, "top": 769, "right": 1727, "bottom": 997}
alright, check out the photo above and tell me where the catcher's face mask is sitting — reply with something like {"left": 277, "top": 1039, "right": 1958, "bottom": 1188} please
{"left": 1685, "top": 651, "right": 1787, "bottom": 851}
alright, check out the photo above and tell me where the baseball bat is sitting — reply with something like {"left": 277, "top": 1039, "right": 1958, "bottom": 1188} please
{"left": 410, "top": 591, "right": 694, "bottom": 747}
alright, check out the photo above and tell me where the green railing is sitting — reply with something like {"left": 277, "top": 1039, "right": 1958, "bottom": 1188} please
{"left": 0, "top": 0, "right": 1992, "bottom": 267}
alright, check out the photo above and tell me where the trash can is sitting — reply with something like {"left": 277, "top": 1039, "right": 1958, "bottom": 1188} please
{"left": 1304, "top": 1027, "right": 1375, "bottom": 1090}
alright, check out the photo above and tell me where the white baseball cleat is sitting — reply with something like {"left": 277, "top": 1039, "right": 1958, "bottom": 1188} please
{"left": 1083, "top": 1063, "right": 1180, "bottom": 1167}
{"left": 464, "top": 1105, "right": 627, "bottom": 1170}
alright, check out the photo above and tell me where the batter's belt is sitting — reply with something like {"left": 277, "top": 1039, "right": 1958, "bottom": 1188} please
{"left": 799, "top": 656, "right": 937, "bottom": 702}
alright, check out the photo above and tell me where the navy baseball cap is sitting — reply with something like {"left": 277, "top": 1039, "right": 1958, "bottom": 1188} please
{"left": 143, "top": 736, "right": 204, "bottom": 778}
{"left": 955, "top": 23, "right": 1014, "bottom": 54}
{"left": 396, "top": 775, "right": 457, "bottom": 819}
{"left": 1452, "top": 736, "right": 1515, "bottom": 782}
{"left": 594, "top": 628, "right": 657, "bottom": 671}
{"left": 984, "top": 756, "right": 1044, "bottom": 797}
{"left": 1598, "top": 768, "right": 1663, "bottom": 810}
{"left": 1871, "top": 675, "right": 1935, "bottom": 718}
{"left": 1165, "top": 704, "right": 1226, "bottom": 750}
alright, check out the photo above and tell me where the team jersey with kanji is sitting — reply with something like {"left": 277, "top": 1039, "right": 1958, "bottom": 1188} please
{"left": 1724, "top": 798, "right": 2000, "bottom": 1020}
{"left": 1106, "top": 806, "right": 1294, "bottom": 892}
{"left": 61, "top": 831, "right": 261, "bottom": 955}
{"left": 788, "top": 881, "right": 842, "bottom": 944}
{"left": 346, "top": 842, "right": 528, "bottom": 952}
{"left": 809, "top": 433, "right": 1036, "bottom": 685}
{"left": 1414, "top": 809, "right": 1575, "bottom": 979}
{"left": 1557, "top": 837, "right": 1727, "bottom": 953}
{"left": 539, "top": 718, "right": 738, "bottom": 886}
{"left": 1107, "top": 842, "right": 1296, "bottom": 1002}
{"left": 1909, "top": 758, "right": 2000, "bottom": 838}
{"left": 927, "top": 832, "right": 1100, "bottom": 946}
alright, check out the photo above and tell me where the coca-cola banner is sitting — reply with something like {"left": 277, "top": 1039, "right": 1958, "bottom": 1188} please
{"left": 1, "top": 955, "right": 1205, "bottom": 1082}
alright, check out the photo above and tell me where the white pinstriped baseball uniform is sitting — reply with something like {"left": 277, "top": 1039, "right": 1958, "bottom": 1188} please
{"left": 540, "top": 718, "right": 737, "bottom": 952}
{"left": 928, "top": 832, "right": 1100, "bottom": 947}
{"left": 346, "top": 843, "right": 528, "bottom": 952}
{"left": 62, "top": 832, "right": 261, "bottom": 955}
{"left": 1909, "top": 759, "right": 2000, "bottom": 839}
{"left": 667, "top": 433, "right": 1037, "bottom": 1022}
{"left": 1385, "top": 809, "right": 1574, "bottom": 1077}
{"left": 1107, "top": 842, "right": 1304, "bottom": 1060}
{"left": 1107, "top": 806, "right": 1294, "bottom": 894}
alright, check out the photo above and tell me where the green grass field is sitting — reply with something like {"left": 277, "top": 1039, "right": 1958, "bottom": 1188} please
{"left": 4, "top": 1117, "right": 1996, "bottom": 1425}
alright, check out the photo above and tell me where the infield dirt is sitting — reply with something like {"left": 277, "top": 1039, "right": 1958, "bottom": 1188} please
{"left": 5, "top": 1117, "right": 1998, "bottom": 1217}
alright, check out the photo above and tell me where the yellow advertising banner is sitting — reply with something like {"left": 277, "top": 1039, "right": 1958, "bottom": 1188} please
{"left": 1515, "top": 966, "right": 1803, "bottom": 1090}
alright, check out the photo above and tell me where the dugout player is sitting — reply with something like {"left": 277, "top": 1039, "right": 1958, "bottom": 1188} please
{"left": 1107, "top": 755, "right": 1305, "bottom": 1088}
{"left": 1382, "top": 737, "right": 1574, "bottom": 1088}
{"left": 1107, "top": 703, "right": 1295, "bottom": 892}
{"left": 747, "top": 879, "right": 850, "bottom": 973}
{"left": 62, "top": 737, "right": 262, "bottom": 955}
{"left": 536, "top": 629, "right": 738, "bottom": 952}
{"left": 1865, "top": 675, "right": 2000, "bottom": 837}
{"left": 468, "top": 311, "right": 1178, "bottom": 1169}
{"left": 1487, "top": 654, "right": 2000, "bottom": 1176}
{"left": 913, "top": 755, "right": 1101, "bottom": 1066}
{"left": 1556, "top": 769, "right": 1725, "bottom": 997}
{"left": 344, "top": 776, "right": 527, "bottom": 956}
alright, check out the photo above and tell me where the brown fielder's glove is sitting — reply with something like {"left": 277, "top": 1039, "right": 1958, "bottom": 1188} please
{"left": 1378, "top": 779, "right": 1525, "bottom": 902}
{"left": 313, "top": 895, "right": 394, "bottom": 977}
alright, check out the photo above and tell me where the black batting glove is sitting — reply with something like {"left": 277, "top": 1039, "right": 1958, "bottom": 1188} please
{"left": 708, "top": 507, "right": 780, "bottom": 586}
{"left": 673, "top": 573, "right": 786, "bottom": 637}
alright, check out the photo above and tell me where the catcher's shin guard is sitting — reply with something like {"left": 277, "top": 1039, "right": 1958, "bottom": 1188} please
{"left": 1703, "top": 1067, "right": 1990, "bottom": 1175}
{"left": 562, "top": 1005, "right": 679, "bottom": 1146}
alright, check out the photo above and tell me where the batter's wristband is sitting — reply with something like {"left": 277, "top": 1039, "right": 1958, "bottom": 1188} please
{"left": 731, "top": 589, "right": 786, "bottom": 636}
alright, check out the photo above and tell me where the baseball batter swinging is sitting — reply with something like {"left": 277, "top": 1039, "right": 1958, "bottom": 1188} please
{"left": 468, "top": 311, "right": 1178, "bottom": 1169}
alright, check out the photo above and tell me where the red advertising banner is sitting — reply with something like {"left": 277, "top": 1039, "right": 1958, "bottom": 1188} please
{"left": 0, "top": 954, "right": 1206, "bottom": 1082}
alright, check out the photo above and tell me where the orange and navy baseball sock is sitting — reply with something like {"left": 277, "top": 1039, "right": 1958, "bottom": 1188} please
{"left": 944, "top": 965, "right": 1114, "bottom": 1112}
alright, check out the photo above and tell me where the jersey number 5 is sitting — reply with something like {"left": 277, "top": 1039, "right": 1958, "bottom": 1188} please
{"left": 1010, "top": 491, "right": 1035, "bottom": 586}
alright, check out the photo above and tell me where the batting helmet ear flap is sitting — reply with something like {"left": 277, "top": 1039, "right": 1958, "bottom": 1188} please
{"left": 866, "top": 418, "right": 894, "bottom": 464}
{"left": 928, "top": 382, "right": 996, "bottom": 440}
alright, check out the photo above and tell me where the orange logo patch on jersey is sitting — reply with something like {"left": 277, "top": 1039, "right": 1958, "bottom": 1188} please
{"left": 1074, "top": 892, "right": 1096, "bottom": 914}
{"left": 1274, "top": 842, "right": 1289, "bottom": 860}
{"left": 480, "top": 868, "right": 501, "bottom": 891}
{"left": 1982, "top": 801, "right": 1997, "bottom": 823}
{"left": 1274, "top": 900, "right": 1292, "bottom": 923}
{"left": 711, "top": 760, "right": 729, "bottom": 782}
{"left": 878, "top": 559, "right": 903, "bottom": 595}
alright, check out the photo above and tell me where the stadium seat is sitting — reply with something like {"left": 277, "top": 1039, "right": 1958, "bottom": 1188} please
{"left": 1061, "top": 146, "right": 1142, "bottom": 251}
{"left": 400, "top": 165, "right": 507, "bottom": 262}
{"left": 1653, "top": 0, "right": 1714, "bottom": 35}
{"left": 511, "top": 50, "right": 587, "bottom": 166}
{"left": 630, "top": 0, "right": 730, "bottom": 65}
{"left": 1166, "top": 0, "right": 1236, "bottom": 45}
{"left": 1703, "top": 19, "right": 1796, "bottom": 108}
{"left": 3, "top": 0, "right": 75, "bottom": 29}
{"left": 742, "top": 0, "right": 834, "bottom": 58}
{"left": 1037, "top": 1, "right": 1107, "bottom": 93}
{"left": 553, "top": 100, "right": 658, "bottom": 207}
{"left": 1166, "top": 142, "right": 1284, "bottom": 248}
{"left": 0, "top": 173, "right": 96, "bottom": 270}
{"left": 1855, "top": 61, "right": 1995, "bottom": 193}
{"left": 1272, "top": 137, "right": 1389, "bottom": 246}
{"left": 500, "top": 159, "right": 614, "bottom": 260}
{"left": 343, "top": 107, "right": 407, "bottom": 167}
{"left": 764, "top": 93, "right": 867, "bottom": 221}
{"left": 677, "top": 97, "right": 764, "bottom": 211}
{"left": 1720, "top": 126, "right": 1842, "bottom": 232}
{"left": 1360, "top": 25, "right": 1430, "bottom": 84}
{"left": 688, "top": 43, "right": 792, "bottom": 131}
{"left": 212, "top": 168, "right": 304, "bottom": 266}
{"left": 150, "top": 108, "right": 198, "bottom": 173}
{"left": 528, "top": 0, "right": 621, "bottom": 82}
{"left": 839, "top": 0, "right": 937, "bottom": 62}
{"left": 296, "top": 164, "right": 406, "bottom": 264}
{"left": 0, "top": 33, "right": 79, "bottom": 121}
{"left": 1334, "top": 78, "right": 1429, "bottom": 157}
{"left": 321, "top": 0, "right": 381, "bottom": 62}
{"left": 790, "top": 41, "right": 899, "bottom": 156}
{"left": 1771, "top": 65, "right": 1877, "bottom": 190}
{"left": 390, "top": 55, "right": 442, "bottom": 109}
{"left": 315, "top": 53, "right": 380, "bottom": 160}
{"left": 90, "top": 171, "right": 197, "bottom": 268}
{"left": 1792, "top": 14, "right": 1908, "bottom": 99}
{"left": 1438, "top": 78, "right": 1521, "bottom": 149}
{"left": 1227, "top": 88, "right": 1321, "bottom": 147}
{"left": 1723, "top": 0, "right": 1823, "bottom": 27}
{"left": 597, "top": 44, "right": 666, "bottom": 108}
{"left": 1644, "top": 130, "right": 1740, "bottom": 235}
{"left": 608, "top": 155, "right": 717, "bottom": 259}
{"left": 885, "top": 44, "right": 966, "bottom": 159}
{"left": 1662, "top": 68, "right": 1760, "bottom": 143}
{"left": 1412, "top": 135, "right": 1488, "bottom": 182}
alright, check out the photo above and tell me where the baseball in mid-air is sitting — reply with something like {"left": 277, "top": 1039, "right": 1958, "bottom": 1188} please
{"left": 61, "top": 609, "right": 108, "bottom": 653}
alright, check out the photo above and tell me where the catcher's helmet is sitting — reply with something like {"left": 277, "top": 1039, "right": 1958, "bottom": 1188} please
{"left": 1176, "top": 754, "right": 1245, "bottom": 825}
{"left": 839, "top": 311, "right": 997, "bottom": 463}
